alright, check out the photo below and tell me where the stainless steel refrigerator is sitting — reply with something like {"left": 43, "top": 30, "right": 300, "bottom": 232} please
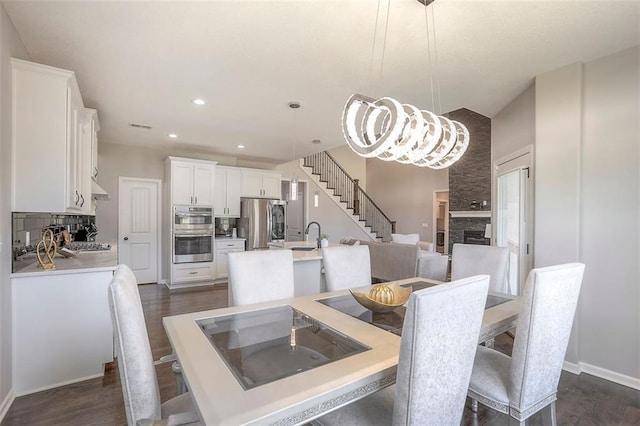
{"left": 238, "top": 198, "right": 286, "bottom": 250}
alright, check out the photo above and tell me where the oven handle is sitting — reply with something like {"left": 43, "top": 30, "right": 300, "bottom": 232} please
{"left": 175, "top": 212, "right": 212, "bottom": 217}
{"left": 173, "top": 233, "right": 213, "bottom": 238}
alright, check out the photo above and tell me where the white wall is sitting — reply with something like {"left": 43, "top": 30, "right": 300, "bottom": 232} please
{"left": 0, "top": 3, "right": 29, "bottom": 414}
{"left": 365, "top": 158, "right": 448, "bottom": 243}
{"left": 579, "top": 47, "right": 639, "bottom": 383}
{"left": 492, "top": 83, "right": 535, "bottom": 163}
{"left": 533, "top": 48, "right": 639, "bottom": 385}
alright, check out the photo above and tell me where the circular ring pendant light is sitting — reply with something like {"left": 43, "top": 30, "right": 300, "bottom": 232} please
{"left": 342, "top": 94, "right": 469, "bottom": 169}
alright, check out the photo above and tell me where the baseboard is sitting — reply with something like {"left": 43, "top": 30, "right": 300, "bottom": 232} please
{"left": 14, "top": 373, "right": 104, "bottom": 397}
{"left": 579, "top": 362, "right": 640, "bottom": 391}
{"left": 0, "top": 389, "right": 15, "bottom": 423}
{"left": 562, "top": 360, "right": 581, "bottom": 375}
{"left": 563, "top": 360, "right": 640, "bottom": 390}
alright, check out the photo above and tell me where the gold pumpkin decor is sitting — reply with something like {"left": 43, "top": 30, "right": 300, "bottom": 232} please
{"left": 350, "top": 283, "right": 412, "bottom": 313}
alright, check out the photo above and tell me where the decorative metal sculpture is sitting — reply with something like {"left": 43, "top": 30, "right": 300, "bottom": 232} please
{"left": 36, "top": 229, "right": 57, "bottom": 270}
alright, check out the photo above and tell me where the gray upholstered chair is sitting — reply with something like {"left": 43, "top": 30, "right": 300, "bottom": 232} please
{"left": 468, "top": 263, "right": 586, "bottom": 425}
{"left": 417, "top": 253, "right": 449, "bottom": 281}
{"left": 228, "top": 249, "right": 294, "bottom": 306}
{"left": 108, "top": 264, "right": 201, "bottom": 426}
{"left": 317, "top": 275, "right": 491, "bottom": 426}
{"left": 322, "top": 245, "right": 372, "bottom": 291}
{"left": 451, "top": 243, "right": 509, "bottom": 293}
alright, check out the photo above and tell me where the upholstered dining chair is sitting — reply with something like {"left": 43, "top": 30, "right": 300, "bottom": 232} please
{"left": 451, "top": 243, "right": 509, "bottom": 293}
{"left": 417, "top": 253, "right": 449, "bottom": 281}
{"left": 467, "top": 262, "right": 586, "bottom": 425}
{"left": 322, "top": 245, "right": 372, "bottom": 291}
{"left": 108, "top": 264, "right": 201, "bottom": 426}
{"left": 228, "top": 249, "right": 295, "bottom": 306}
{"left": 318, "top": 275, "right": 490, "bottom": 426}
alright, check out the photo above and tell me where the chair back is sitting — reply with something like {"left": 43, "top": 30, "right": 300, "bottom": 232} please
{"left": 451, "top": 243, "right": 509, "bottom": 293}
{"left": 228, "top": 249, "right": 295, "bottom": 306}
{"left": 108, "top": 264, "right": 161, "bottom": 425}
{"left": 417, "top": 253, "right": 449, "bottom": 281}
{"left": 322, "top": 245, "right": 372, "bottom": 291}
{"left": 393, "top": 275, "right": 490, "bottom": 425}
{"left": 508, "top": 263, "right": 585, "bottom": 415}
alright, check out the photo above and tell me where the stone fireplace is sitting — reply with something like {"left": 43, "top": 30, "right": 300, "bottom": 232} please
{"left": 446, "top": 108, "right": 492, "bottom": 251}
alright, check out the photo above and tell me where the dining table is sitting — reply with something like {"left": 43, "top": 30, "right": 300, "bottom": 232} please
{"left": 162, "top": 277, "right": 520, "bottom": 425}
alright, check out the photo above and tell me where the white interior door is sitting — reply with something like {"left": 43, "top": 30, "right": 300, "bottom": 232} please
{"left": 283, "top": 181, "right": 305, "bottom": 241}
{"left": 495, "top": 151, "right": 533, "bottom": 295}
{"left": 118, "top": 177, "right": 161, "bottom": 284}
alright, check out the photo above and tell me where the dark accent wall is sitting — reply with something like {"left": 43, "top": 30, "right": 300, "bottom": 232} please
{"left": 446, "top": 108, "right": 492, "bottom": 250}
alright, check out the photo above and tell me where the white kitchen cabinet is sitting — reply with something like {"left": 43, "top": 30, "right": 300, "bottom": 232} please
{"left": 11, "top": 59, "right": 91, "bottom": 214}
{"left": 215, "top": 239, "right": 245, "bottom": 280}
{"left": 214, "top": 166, "right": 242, "bottom": 216}
{"left": 12, "top": 268, "right": 114, "bottom": 395}
{"left": 166, "top": 157, "right": 217, "bottom": 206}
{"left": 85, "top": 108, "right": 100, "bottom": 181}
{"left": 170, "top": 262, "right": 215, "bottom": 289}
{"left": 241, "top": 169, "right": 282, "bottom": 198}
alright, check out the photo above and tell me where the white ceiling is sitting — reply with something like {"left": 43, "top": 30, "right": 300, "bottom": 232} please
{"left": 3, "top": 0, "right": 639, "bottom": 164}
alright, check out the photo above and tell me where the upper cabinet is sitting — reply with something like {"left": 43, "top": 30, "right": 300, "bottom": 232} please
{"left": 214, "top": 166, "right": 242, "bottom": 217}
{"left": 85, "top": 108, "right": 100, "bottom": 181}
{"left": 241, "top": 170, "right": 281, "bottom": 198}
{"left": 11, "top": 59, "right": 93, "bottom": 214}
{"left": 166, "top": 157, "right": 217, "bottom": 206}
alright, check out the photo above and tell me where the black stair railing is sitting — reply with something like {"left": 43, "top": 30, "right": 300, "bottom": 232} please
{"left": 303, "top": 151, "right": 396, "bottom": 241}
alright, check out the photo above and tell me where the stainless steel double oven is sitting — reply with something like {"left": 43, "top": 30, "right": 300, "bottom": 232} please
{"left": 173, "top": 206, "right": 214, "bottom": 264}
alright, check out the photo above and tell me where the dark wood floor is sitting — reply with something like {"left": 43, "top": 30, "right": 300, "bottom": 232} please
{"left": 2, "top": 283, "right": 639, "bottom": 425}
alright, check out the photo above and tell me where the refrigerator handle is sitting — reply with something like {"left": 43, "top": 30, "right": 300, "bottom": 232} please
{"left": 266, "top": 203, "right": 272, "bottom": 242}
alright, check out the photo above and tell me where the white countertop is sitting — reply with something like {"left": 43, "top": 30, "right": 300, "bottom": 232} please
{"left": 268, "top": 241, "right": 324, "bottom": 261}
{"left": 11, "top": 249, "right": 118, "bottom": 277}
{"left": 215, "top": 236, "right": 246, "bottom": 241}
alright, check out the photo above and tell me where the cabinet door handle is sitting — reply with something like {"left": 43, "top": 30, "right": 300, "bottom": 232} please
{"left": 195, "top": 196, "right": 198, "bottom": 204}
{"left": 80, "top": 194, "right": 85, "bottom": 207}
{"left": 94, "top": 168, "right": 98, "bottom": 178}
{"left": 75, "top": 191, "right": 80, "bottom": 205}
{"left": 189, "top": 271, "right": 198, "bottom": 275}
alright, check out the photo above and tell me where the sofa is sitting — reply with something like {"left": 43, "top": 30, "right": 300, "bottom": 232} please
{"left": 358, "top": 240, "right": 420, "bottom": 282}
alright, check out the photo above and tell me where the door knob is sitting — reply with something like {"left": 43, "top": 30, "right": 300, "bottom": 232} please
{"left": 124, "top": 237, "right": 129, "bottom": 241}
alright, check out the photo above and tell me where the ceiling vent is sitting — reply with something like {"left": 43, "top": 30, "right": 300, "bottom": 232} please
{"left": 129, "top": 123, "right": 152, "bottom": 130}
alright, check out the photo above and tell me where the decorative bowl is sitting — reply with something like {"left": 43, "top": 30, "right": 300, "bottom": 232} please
{"left": 349, "top": 283, "right": 412, "bottom": 313}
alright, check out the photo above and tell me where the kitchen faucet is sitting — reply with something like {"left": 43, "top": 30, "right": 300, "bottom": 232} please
{"left": 304, "top": 221, "right": 322, "bottom": 248}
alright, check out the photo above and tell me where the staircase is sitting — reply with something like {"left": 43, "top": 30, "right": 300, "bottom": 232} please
{"left": 301, "top": 151, "right": 395, "bottom": 241}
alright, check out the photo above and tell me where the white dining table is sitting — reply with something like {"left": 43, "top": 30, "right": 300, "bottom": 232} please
{"left": 162, "top": 277, "right": 520, "bottom": 425}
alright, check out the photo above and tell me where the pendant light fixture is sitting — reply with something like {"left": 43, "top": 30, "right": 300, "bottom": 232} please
{"left": 342, "top": 0, "right": 469, "bottom": 169}
{"left": 289, "top": 101, "right": 300, "bottom": 201}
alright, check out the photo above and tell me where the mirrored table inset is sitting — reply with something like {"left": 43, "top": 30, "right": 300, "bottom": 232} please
{"left": 317, "top": 280, "right": 513, "bottom": 336}
{"left": 197, "top": 305, "right": 370, "bottom": 390}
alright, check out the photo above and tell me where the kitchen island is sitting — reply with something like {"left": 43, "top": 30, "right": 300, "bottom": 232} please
{"left": 268, "top": 241, "right": 325, "bottom": 296}
{"left": 11, "top": 248, "right": 118, "bottom": 395}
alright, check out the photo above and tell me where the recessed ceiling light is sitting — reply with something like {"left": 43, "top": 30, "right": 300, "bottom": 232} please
{"left": 312, "top": 139, "right": 321, "bottom": 144}
{"left": 237, "top": 145, "right": 245, "bottom": 149}
{"left": 192, "top": 98, "right": 206, "bottom": 106}
{"left": 288, "top": 101, "right": 301, "bottom": 109}
{"left": 168, "top": 133, "right": 178, "bottom": 139}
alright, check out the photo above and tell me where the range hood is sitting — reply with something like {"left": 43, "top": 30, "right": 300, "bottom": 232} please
{"left": 91, "top": 180, "right": 110, "bottom": 200}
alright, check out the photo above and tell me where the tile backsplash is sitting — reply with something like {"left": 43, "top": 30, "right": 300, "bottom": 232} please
{"left": 12, "top": 212, "right": 95, "bottom": 247}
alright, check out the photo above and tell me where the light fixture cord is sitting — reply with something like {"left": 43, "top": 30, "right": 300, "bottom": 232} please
{"left": 424, "top": 3, "right": 442, "bottom": 114}
{"left": 431, "top": 5, "right": 442, "bottom": 114}
{"left": 424, "top": 2, "right": 436, "bottom": 113}
{"left": 380, "top": 0, "right": 391, "bottom": 79}
{"left": 368, "top": 0, "right": 382, "bottom": 93}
